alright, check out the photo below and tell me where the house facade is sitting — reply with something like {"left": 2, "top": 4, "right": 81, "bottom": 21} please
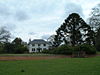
{"left": 28, "top": 39, "right": 51, "bottom": 53}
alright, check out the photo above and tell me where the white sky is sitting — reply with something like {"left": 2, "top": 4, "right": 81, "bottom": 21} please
{"left": 0, "top": 0, "right": 100, "bottom": 42}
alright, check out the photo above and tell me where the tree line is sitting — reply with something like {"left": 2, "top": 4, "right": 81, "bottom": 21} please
{"left": 0, "top": 35, "right": 28, "bottom": 54}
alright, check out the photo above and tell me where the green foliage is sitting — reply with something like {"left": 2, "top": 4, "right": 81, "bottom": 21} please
{"left": 13, "top": 45, "right": 28, "bottom": 54}
{"left": 3, "top": 43, "right": 28, "bottom": 54}
{"left": 0, "top": 37, "right": 28, "bottom": 54}
{"left": 43, "top": 45, "right": 74, "bottom": 55}
{"left": 72, "top": 44, "right": 96, "bottom": 55}
{"left": 95, "top": 28, "right": 100, "bottom": 51}
{"left": 11, "top": 37, "right": 28, "bottom": 54}
{"left": 12, "top": 37, "right": 22, "bottom": 45}
{"left": 3, "top": 43, "right": 15, "bottom": 53}
{"left": 79, "top": 44, "right": 96, "bottom": 54}
{"left": 43, "top": 44, "right": 96, "bottom": 55}
{"left": 0, "top": 43, "right": 4, "bottom": 53}
{"left": 53, "top": 45, "right": 73, "bottom": 54}
{"left": 42, "top": 49, "right": 49, "bottom": 53}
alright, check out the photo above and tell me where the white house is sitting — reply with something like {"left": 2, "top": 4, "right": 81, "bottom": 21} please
{"left": 28, "top": 39, "right": 51, "bottom": 53}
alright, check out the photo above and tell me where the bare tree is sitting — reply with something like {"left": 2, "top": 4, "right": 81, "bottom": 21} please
{"left": 0, "top": 26, "right": 11, "bottom": 42}
{"left": 47, "top": 34, "right": 62, "bottom": 47}
{"left": 88, "top": 3, "right": 100, "bottom": 31}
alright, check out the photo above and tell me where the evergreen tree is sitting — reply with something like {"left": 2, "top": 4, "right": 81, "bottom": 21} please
{"left": 85, "top": 28, "right": 96, "bottom": 45}
{"left": 56, "top": 13, "right": 91, "bottom": 46}
{"left": 12, "top": 37, "right": 22, "bottom": 45}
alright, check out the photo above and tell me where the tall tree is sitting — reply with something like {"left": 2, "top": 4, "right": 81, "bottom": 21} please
{"left": 12, "top": 37, "right": 28, "bottom": 53}
{"left": 12, "top": 37, "right": 22, "bottom": 45}
{"left": 95, "top": 28, "right": 100, "bottom": 51}
{"left": 56, "top": 13, "right": 91, "bottom": 46}
{"left": 88, "top": 3, "right": 100, "bottom": 31}
{"left": 88, "top": 3, "right": 100, "bottom": 45}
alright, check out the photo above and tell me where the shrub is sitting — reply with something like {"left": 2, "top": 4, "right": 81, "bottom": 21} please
{"left": 47, "top": 45, "right": 74, "bottom": 55}
{"left": 3, "top": 43, "right": 15, "bottom": 53}
{"left": 42, "top": 49, "right": 49, "bottom": 53}
{"left": 42, "top": 44, "right": 96, "bottom": 55}
{"left": 57, "top": 45, "right": 74, "bottom": 54}
{"left": 14, "top": 45, "right": 28, "bottom": 54}
{"left": 79, "top": 44, "right": 96, "bottom": 54}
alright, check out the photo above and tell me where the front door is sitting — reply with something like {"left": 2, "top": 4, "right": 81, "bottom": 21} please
{"left": 37, "top": 48, "right": 41, "bottom": 52}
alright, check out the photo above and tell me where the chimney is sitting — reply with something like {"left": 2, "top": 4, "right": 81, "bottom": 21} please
{"left": 29, "top": 38, "right": 31, "bottom": 42}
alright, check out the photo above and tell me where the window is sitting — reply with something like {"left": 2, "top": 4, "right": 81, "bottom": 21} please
{"left": 32, "top": 44, "right": 35, "bottom": 46}
{"left": 38, "top": 44, "right": 40, "bottom": 46}
{"left": 43, "top": 44, "right": 46, "bottom": 46}
{"left": 32, "top": 48, "right": 35, "bottom": 51}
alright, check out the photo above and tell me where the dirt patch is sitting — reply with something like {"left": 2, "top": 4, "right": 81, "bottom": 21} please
{"left": 0, "top": 55, "right": 71, "bottom": 61}
{"left": 0, "top": 54, "right": 99, "bottom": 61}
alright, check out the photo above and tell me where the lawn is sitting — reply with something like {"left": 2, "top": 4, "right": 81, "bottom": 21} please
{"left": 0, "top": 55, "right": 100, "bottom": 75}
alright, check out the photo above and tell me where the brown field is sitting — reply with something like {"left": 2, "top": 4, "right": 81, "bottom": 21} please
{"left": 0, "top": 55, "right": 71, "bottom": 61}
{"left": 0, "top": 54, "right": 99, "bottom": 61}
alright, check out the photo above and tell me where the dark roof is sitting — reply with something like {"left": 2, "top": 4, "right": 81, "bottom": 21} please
{"left": 29, "top": 39, "right": 49, "bottom": 44}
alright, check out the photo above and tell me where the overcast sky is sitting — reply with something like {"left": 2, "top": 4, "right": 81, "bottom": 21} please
{"left": 0, "top": 0, "right": 100, "bottom": 42}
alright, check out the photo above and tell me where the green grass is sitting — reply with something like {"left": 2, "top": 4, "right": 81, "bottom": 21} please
{"left": 0, "top": 56, "right": 100, "bottom": 75}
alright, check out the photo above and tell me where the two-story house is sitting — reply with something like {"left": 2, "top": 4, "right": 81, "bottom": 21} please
{"left": 28, "top": 39, "right": 51, "bottom": 53}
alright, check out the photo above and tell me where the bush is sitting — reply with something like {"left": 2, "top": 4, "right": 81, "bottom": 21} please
{"left": 42, "top": 44, "right": 96, "bottom": 55}
{"left": 42, "top": 49, "right": 49, "bottom": 53}
{"left": 3, "top": 43, "right": 28, "bottom": 54}
{"left": 79, "top": 44, "right": 96, "bottom": 54}
{"left": 45, "top": 45, "right": 74, "bottom": 55}
{"left": 56, "top": 45, "right": 74, "bottom": 54}
{"left": 0, "top": 48, "right": 3, "bottom": 53}
{"left": 14, "top": 45, "right": 28, "bottom": 54}
{"left": 3, "top": 43, "right": 15, "bottom": 53}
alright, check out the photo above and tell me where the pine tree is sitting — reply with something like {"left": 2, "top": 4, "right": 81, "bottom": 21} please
{"left": 56, "top": 13, "right": 91, "bottom": 46}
